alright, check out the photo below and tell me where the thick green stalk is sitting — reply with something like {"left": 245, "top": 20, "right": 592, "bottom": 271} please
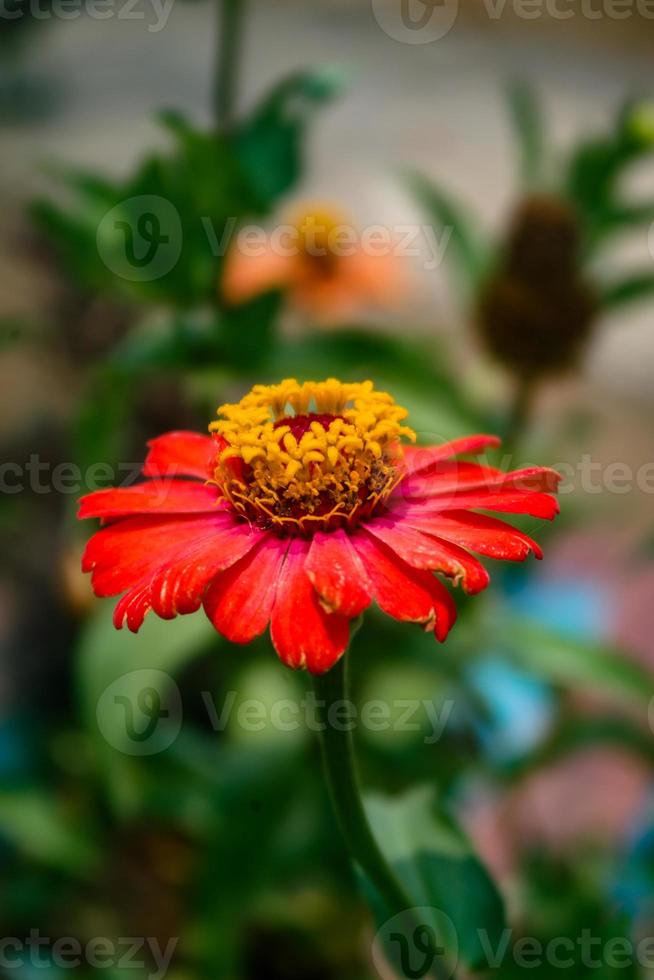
{"left": 504, "top": 374, "right": 534, "bottom": 462}
{"left": 312, "top": 647, "right": 451, "bottom": 979}
{"left": 312, "top": 652, "right": 414, "bottom": 917}
{"left": 215, "top": 0, "right": 245, "bottom": 130}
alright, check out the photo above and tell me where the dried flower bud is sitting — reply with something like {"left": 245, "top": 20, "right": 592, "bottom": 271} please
{"left": 477, "top": 195, "right": 597, "bottom": 379}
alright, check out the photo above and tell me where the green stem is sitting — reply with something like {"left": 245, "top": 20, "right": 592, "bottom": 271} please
{"left": 312, "top": 643, "right": 451, "bottom": 979}
{"left": 215, "top": 0, "right": 245, "bottom": 130}
{"left": 503, "top": 374, "right": 534, "bottom": 463}
{"left": 312, "top": 652, "right": 412, "bottom": 916}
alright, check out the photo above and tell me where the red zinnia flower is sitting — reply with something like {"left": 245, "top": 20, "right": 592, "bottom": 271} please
{"left": 79, "top": 379, "right": 560, "bottom": 673}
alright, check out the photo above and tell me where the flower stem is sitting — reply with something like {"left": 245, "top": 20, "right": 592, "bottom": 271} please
{"left": 504, "top": 375, "right": 534, "bottom": 462}
{"left": 215, "top": 0, "right": 245, "bottom": 130}
{"left": 312, "top": 642, "right": 451, "bottom": 979}
{"left": 312, "top": 651, "right": 413, "bottom": 916}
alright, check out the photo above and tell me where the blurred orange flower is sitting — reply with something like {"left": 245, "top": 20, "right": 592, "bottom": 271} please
{"left": 220, "top": 204, "right": 406, "bottom": 324}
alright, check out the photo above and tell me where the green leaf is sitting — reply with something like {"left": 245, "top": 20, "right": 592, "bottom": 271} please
{"left": 599, "top": 271, "right": 654, "bottom": 310}
{"left": 267, "top": 328, "right": 473, "bottom": 408}
{"left": 506, "top": 80, "right": 545, "bottom": 186}
{"left": 595, "top": 200, "right": 654, "bottom": 233}
{"left": 34, "top": 74, "right": 339, "bottom": 308}
{"left": 234, "top": 68, "right": 345, "bottom": 211}
{"left": 365, "top": 786, "right": 506, "bottom": 970}
{"left": 108, "top": 310, "right": 223, "bottom": 373}
{"left": 405, "top": 171, "right": 489, "bottom": 295}
{"left": 501, "top": 619, "right": 654, "bottom": 711}
{"left": 0, "top": 790, "right": 99, "bottom": 875}
{"left": 75, "top": 603, "right": 216, "bottom": 813}
{"left": 220, "top": 289, "right": 284, "bottom": 368}
{"left": 564, "top": 100, "right": 654, "bottom": 251}
{"left": 77, "top": 602, "right": 215, "bottom": 732}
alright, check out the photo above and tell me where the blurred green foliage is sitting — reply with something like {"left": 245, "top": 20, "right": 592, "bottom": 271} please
{"left": 1, "top": 16, "right": 653, "bottom": 979}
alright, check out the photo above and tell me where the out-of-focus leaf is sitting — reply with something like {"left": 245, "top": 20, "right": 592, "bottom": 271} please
{"left": 180, "top": 735, "right": 306, "bottom": 977}
{"left": 34, "top": 73, "right": 339, "bottom": 309}
{"left": 73, "top": 368, "right": 135, "bottom": 478}
{"left": 501, "top": 619, "right": 654, "bottom": 711}
{"left": 565, "top": 101, "right": 654, "bottom": 251}
{"left": 594, "top": 201, "right": 654, "bottom": 234}
{"left": 266, "top": 328, "right": 479, "bottom": 422}
{"left": 599, "top": 271, "right": 654, "bottom": 310}
{"left": 108, "top": 311, "right": 224, "bottom": 373}
{"left": 503, "top": 717, "right": 654, "bottom": 783}
{"left": 506, "top": 80, "right": 545, "bottom": 186}
{"left": 33, "top": 128, "right": 250, "bottom": 306}
{"left": 108, "top": 290, "right": 282, "bottom": 373}
{"left": 406, "top": 171, "right": 489, "bottom": 294}
{"left": 234, "top": 68, "right": 345, "bottom": 210}
{"left": 76, "top": 603, "right": 216, "bottom": 813}
{"left": 0, "top": 790, "right": 99, "bottom": 874}
{"left": 220, "top": 289, "right": 284, "bottom": 367}
{"left": 77, "top": 602, "right": 215, "bottom": 733}
{"left": 365, "top": 786, "right": 506, "bottom": 971}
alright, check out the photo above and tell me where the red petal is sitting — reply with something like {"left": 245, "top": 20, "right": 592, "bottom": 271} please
{"left": 83, "top": 512, "right": 237, "bottom": 594}
{"left": 78, "top": 481, "right": 224, "bottom": 520}
{"left": 113, "top": 584, "right": 152, "bottom": 633}
{"left": 83, "top": 512, "right": 262, "bottom": 631}
{"left": 431, "top": 489, "right": 560, "bottom": 519}
{"left": 364, "top": 515, "right": 489, "bottom": 594}
{"left": 148, "top": 530, "right": 266, "bottom": 622}
{"left": 142, "top": 430, "right": 219, "bottom": 480}
{"left": 403, "top": 435, "right": 501, "bottom": 475}
{"left": 204, "top": 536, "right": 287, "bottom": 644}
{"left": 352, "top": 530, "right": 456, "bottom": 641}
{"left": 270, "top": 538, "right": 350, "bottom": 674}
{"left": 400, "top": 508, "right": 543, "bottom": 561}
{"left": 397, "top": 464, "right": 561, "bottom": 504}
{"left": 305, "top": 530, "right": 372, "bottom": 617}
{"left": 396, "top": 461, "right": 501, "bottom": 505}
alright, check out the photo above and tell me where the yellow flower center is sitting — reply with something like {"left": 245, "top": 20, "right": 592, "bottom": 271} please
{"left": 210, "top": 378, "right": 415, "bottom": 533}
{"left": 292, "top": 206, "right": 350, "bottom": 276}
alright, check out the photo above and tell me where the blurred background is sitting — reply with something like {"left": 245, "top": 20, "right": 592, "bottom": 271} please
{"left": 2, "top": 1, "right": 654, "bottom": 977}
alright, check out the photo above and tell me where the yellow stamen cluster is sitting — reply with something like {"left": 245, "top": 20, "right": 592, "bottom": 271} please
{"left": 294, "top": 207, "right": 349, "bottom": 260}
{"left": 210, "top": 378, "right": 415, "bottom": 533}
